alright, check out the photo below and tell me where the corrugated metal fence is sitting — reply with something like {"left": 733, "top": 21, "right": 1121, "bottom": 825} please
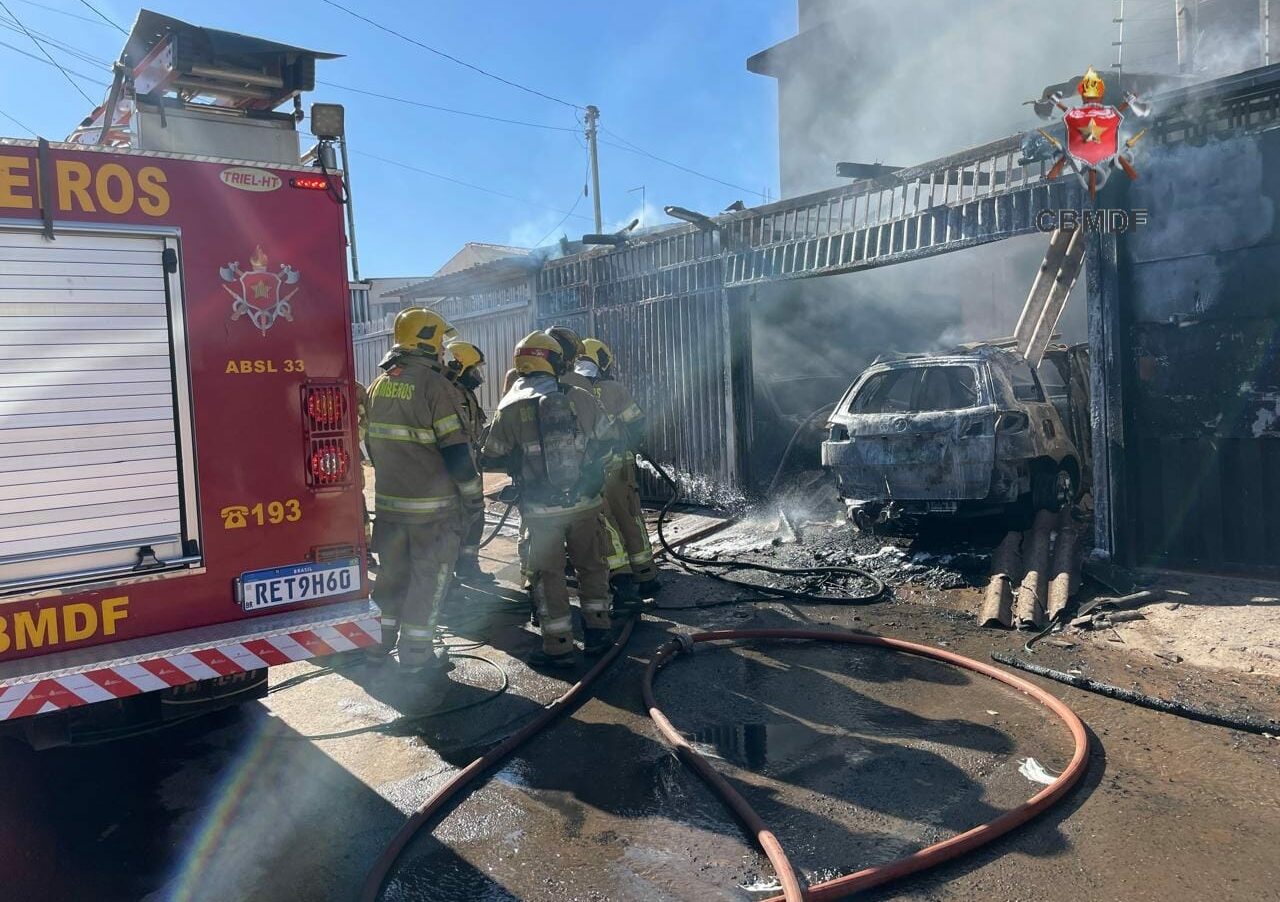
{"left": 352, "top": 321, "right": 392, "bottom": 388}
{"left": 535, "top": 233, "right": 750, "bottom": 501}
{"left": 435, "top": 299, "right": 534, "bottom": 414}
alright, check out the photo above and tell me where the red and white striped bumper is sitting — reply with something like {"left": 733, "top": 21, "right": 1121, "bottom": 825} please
{"left": 0, "top": 599, "right": 380, "bottom": 722}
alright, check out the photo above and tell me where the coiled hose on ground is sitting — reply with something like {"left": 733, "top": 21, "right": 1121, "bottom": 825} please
{"left": 645, "top": 629, "right": 1089, "bottom": 902}
{"left": 359, "top": 456, "right": 1088, "bottom": 901}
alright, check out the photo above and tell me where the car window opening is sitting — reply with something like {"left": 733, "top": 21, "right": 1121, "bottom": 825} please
{"left": 851, "top": 365, "right": 978, "bottom": 414}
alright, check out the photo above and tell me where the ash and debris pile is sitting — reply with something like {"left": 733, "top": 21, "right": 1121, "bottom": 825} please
{"left": 681, "top": 470, "right": 998, "bottom": 596}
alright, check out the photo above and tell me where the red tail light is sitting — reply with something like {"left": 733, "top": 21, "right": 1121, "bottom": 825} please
{"left": 310, "top": 441, "right": 351, "bottom": 485}
{"left": 291, "top": 175, "right": 331, "bottom": 191}
{"left": 306, "top": 385, "right": 347, "bottom": 428}
{"left": 302, "top": 382, "right": 353, "bottom": 489}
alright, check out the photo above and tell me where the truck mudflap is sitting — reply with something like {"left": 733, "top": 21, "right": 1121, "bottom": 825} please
{"left": 0, "top": 599, "right": 379, "bottom": 722}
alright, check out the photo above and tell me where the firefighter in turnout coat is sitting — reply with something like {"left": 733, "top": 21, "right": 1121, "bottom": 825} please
{"left": 575, "top": 337, "right": 660, "bottom": 596}
{"left": 549, "top": 327, "right": 637, "bottom": 608}
{"left": 367, "top": 308, "right": 484, "bottom": 673}
{"left": 481, "top": 331, "right": 616, "bottom": 668}
{"left": 446, "top": 340, "right": 492, "bottom": 582}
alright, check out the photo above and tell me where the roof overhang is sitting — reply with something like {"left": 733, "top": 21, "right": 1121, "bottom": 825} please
{"left": 388, "top": 256, "right": 542, "bottom": 299}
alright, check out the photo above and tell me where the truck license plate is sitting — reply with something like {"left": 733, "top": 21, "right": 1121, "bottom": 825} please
{"left": 237, "top": 559, "right": 361, "bottom": 611}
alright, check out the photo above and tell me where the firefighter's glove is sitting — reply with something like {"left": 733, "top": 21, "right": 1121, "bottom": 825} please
{"left": 574, "top": 459, "right": 607, "bottom": 500}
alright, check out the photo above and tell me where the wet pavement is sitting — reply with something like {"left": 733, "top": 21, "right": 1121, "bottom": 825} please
{"left": 2, "top": 513, "right": 1279, "bottom": 901}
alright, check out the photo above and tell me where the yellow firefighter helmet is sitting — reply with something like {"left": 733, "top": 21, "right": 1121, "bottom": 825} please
{"left": 448, "top": 340, "right": 485, "bottom": 375}
{"left": 580, "top": 338, "right": 614, "bottom": 375}
{"left": 513, "top": 331, "right": 565, "bottom": 376}
{"left": 546, "top": 325, "right": 585, "bottom": 364}
{"left": 393, "top": 308, "right": 452, "bottom": 357}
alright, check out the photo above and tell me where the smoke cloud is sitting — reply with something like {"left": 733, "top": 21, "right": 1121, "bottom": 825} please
{"left": 745, "top": 0, "right": 1185, "bottom": 402}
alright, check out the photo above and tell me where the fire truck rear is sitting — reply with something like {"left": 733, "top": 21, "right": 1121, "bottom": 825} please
{"left": 0, "top": 11, "right": 376, "bottom": 747}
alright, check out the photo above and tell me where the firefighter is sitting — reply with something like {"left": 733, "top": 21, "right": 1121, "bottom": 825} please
{"left": 554, "top": 328, "right": 638, "bottom": 605}
{"left": 576, "top": 337, "right": 661, "bottom": 597}
{"left": 355, "top": 380, "right": 373, "bottom": 558}
{"left": 545, "top": 325, "right": 630, "bottom": 599}
{"left": 481, "top": 331, "right": 616, "bottom": 668}
{"left": 446, "top": 339, "right": 492, "bottom": 582}
{"left": 366, "top": 308, "right": 484, "bottom": 674}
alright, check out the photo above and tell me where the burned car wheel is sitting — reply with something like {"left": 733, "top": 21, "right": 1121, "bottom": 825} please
{"left": 1053, "top": 466, "right": 1078, "bottom": 510}
{"left": 1030, "top": 462, "right": 1077, "bottom": 513}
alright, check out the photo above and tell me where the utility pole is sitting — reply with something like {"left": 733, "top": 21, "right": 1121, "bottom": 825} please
{"left": 584, "top": 104, "right": 602, "bottom": 233}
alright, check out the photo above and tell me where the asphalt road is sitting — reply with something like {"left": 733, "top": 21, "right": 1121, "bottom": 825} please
{"left": 2, "top": 522, "right": 1278, "bottom": 901}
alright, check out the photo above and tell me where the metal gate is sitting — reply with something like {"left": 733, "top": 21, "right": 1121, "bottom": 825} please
{"left": 536, "top": 232, "right": 750, "bottom": 500}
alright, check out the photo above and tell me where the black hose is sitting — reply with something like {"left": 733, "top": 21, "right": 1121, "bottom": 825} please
{"left": 641, "top": 453, "right": 885, "bottom": 604}
{"left": 992, "top": 651, "right": 1280, "bottom": 736}
{"left": 291, "top": 654, "right": 512, "bottom": 742}
{"left": 764, "top": 403, "right": 836, "bottom": 498}
{"left": 478, "top": 502, "right": 516, "bottom": 549}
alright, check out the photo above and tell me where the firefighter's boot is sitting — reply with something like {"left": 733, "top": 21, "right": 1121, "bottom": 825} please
{"left": 636, "top": 576, "right": 663, "bottom": 598}
{"left": 527, "top": 647, "right": 577, "bottom": 670}
{"left": 611, "top": 573, "right": 643, "bottom": 613}
{"left": 367, "top": 615, "right": 399, "bottom": 663}
{"left": 455, "top": 554, "right": 493, "bottom": 583}
{"left": 582, "top": 626, "right": 614, "bottom": 657}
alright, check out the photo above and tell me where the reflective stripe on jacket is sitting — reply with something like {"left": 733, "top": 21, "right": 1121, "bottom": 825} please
{"left": 367, "top": 353, "right": 471, "bottom": 523}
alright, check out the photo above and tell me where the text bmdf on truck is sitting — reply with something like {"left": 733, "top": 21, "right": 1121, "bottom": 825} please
{"left": 0, "top": 11, "right": 376, "bottom": 746}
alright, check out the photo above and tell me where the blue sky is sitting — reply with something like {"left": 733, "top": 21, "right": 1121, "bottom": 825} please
{"left": 0, "top": 1, "right": 789, "bottom": 276}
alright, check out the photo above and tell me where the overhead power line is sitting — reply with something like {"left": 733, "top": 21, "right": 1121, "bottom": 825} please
{"left": 12, "top": 0, "right": 110, "bottom": 27}
{"left": 0, "top": 14, "right": 115, "bottom": 67}
{"left": 352, "top": 149, "right": 594, "bottom": 222}
{"left": 319, "top": 0, "right": 581, "bottom": 111}
{"left": 0, "top": 104, "right": 36, "bottom": 136}
{"left": 77, "top": 0, "right": 126, "bottom": 34}
{"left": 315, "top": 3, "right": 771, "bottom": 205}
{"left": 533, "top": 150, "right": 591, "bottom": 248}
{"left": 0, "top": 37, "right": 110, "bottom": 83}
{"left": 318, "top": 80, "right": 580, "bottom": 133}
{"left": 0, "top": 37, "right": 110, "bottom": 85}
{"left": 601, "top": 128, "right": 768, "bottom": 200}
{"left": 0, "top": 0, "right": 94, "bottom": 103}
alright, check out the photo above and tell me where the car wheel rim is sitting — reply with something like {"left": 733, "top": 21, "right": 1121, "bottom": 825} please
{"left": 1055, "top": 471, "right": 1073, "bottom": 507}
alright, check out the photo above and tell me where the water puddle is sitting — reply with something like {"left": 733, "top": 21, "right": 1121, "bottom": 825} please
{"left": 689, "top": 721, "right": 827, "bottom": 769}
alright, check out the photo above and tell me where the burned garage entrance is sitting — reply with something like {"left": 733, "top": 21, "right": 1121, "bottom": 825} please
{"left": 1117, "top": 70, "right": 1280, "bottom": 572}
{"left": 386, "top": 64, "right": 1280, "bottom": 575}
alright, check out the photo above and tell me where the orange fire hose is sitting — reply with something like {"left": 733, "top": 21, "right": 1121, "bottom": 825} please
{"left": 644, "top": 629, "right": 1089, "bottom": 902}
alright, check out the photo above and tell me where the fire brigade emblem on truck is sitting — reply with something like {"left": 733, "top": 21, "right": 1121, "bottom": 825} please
{"left": 1026, "top": 66, "right": 1151, "bottom": 200}
{"left": 220, "top": 245, "right": 301, "bottom": 335}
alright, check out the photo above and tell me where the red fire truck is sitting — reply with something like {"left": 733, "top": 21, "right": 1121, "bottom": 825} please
{"left": 0, "top": 12, "right": 376, "bottom": 746}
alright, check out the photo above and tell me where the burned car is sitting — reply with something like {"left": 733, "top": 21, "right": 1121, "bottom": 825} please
{"left": 821, "top": 344, "right": 1090, "bottom": 526}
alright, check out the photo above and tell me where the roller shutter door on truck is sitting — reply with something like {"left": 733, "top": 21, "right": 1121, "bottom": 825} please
{"left": 0, "top": 228, "right": 199, "bottom": 592}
